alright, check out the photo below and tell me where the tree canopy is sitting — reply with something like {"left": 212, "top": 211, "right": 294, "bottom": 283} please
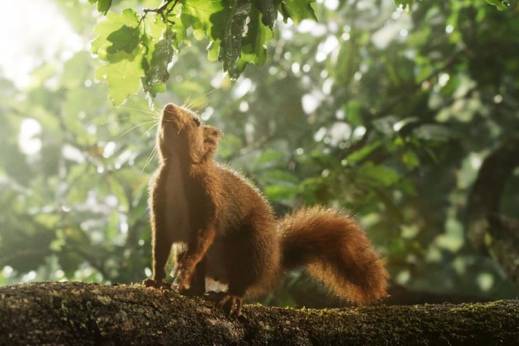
{"left": 0, "top": 0, "right": 518, "bottom": 307}
{"left": 89, "top": 0, "right": 517, "bottom": 103}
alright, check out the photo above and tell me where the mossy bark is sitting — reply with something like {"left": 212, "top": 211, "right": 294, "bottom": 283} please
{"left": 0, "top": 282, "right": 518, "bottom": 345}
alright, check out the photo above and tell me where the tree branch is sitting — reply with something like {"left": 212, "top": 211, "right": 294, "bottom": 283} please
{"left": 140, "top": 0, "right": 180, "bottom": 24}
{"left": 1, "top": 282, "right": 518, "bottom": 345}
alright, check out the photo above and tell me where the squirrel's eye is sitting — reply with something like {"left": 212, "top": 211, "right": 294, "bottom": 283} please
{"left": 193, "top": 118, "right": 201, "bottom": 127}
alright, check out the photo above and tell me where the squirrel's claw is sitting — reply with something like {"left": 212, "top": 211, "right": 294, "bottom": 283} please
{"left": 207, "top": 292, "right": 242, "bottom": 317}
{"left": 170, "top": 281, "right": 188, "bottom": 293}
{"left": 219, "top": 294, "right": 243, "bottom": 317}
{"left": 175, "top": 265, "right": 194, "bottom": 292}
{"left": 142, "top": 278, "right": 170, "bottom": 290}
{"left": 171, "top": 275, "right": 193, "bottom": 294}
{"left": 143, "top": 278, "right": 158, "bottom": 287}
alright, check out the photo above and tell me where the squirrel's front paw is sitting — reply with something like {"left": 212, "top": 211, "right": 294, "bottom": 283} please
{"left": 174, "top": 263, "right": 194, "bottom": 292}
{"left": 174, "top": 272, "right": 193, "bottom": 292}
{"left": 143, "top": 278, "right": 158, "bottom": 287}
{"left": 171, "top": 282, "right": 191, "bottom": 295}
{"left": 207, "top": 292, "right": 243, "bottom": 317}
{"left": 142, "top": 278, "right": 170, "bottom": 289}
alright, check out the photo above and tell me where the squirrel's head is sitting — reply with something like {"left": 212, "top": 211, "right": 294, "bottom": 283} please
{"left": 158, "top": 103, "right": 221, "bottom": 164}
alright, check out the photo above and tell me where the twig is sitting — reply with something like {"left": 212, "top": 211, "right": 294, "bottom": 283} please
{"left": 140, "top": 0, "right": 180, "bottom": 24}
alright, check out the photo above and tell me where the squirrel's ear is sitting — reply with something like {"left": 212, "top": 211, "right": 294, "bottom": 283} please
{"left": 204, "top": 125, "right": 222, "bottom": 140}
{"left": 215, "top": 128, "right": 223, "bottom": 139}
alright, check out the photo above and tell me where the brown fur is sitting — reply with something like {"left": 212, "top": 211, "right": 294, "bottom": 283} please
{"left": 279, "top": 207, "right": 388, "bottom": 303}
{"left": 145, "top": 103, "right": 388, "bottom": 313}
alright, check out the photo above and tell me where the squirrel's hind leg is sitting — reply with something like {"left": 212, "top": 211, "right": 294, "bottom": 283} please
{"left": 216, "top": 222, "right": 279, "bottom": 316}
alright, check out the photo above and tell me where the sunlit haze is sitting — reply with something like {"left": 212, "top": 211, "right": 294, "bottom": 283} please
{"left": 0, "top": 0, "right": 83, "bottom": 88}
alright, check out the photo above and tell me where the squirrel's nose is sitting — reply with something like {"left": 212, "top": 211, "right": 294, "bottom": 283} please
{"left": 164, "top": 104, "right": 177, "bottom": 115}
{"left": 163, "top": 104, "right": 182, "bottom": 126}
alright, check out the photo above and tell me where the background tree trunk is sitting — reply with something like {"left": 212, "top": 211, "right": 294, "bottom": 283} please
{"left": 1, "top": 282, "right": 518, "bottom": 345}
{"left": 466, "top": 136, "right": 519, "bottom": 285}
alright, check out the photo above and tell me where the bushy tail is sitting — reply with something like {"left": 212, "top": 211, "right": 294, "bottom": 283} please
{"left": 278, "top": 207, "right": 388, "bottom": 304}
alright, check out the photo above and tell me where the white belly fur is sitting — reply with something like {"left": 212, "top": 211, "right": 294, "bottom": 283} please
{"left": 164, "top": 159, "right": 190, "bottom": 242}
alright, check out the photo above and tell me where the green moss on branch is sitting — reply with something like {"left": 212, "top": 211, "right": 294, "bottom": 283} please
{"left": 0, "top": 282, "right": 518, "bottom": 345}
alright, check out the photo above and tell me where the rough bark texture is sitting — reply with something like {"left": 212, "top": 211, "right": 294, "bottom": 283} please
{"left": 0, "top": 282, "right": 518, "bottom": 345}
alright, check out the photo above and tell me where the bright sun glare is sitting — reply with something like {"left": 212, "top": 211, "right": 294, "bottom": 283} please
{"left": 0, "top": 0, "right": 83, "bottom": 155}
{"left": 0, "top": 0, "right": 83, "bottom": 88}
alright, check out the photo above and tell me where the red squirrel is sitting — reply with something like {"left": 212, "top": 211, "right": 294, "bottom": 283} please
{"left": 143, "top": 103, "right": 388, "bottom": 315}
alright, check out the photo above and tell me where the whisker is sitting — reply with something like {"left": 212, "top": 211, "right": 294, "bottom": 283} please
{"left": 203, "top": 87, "right": 218, "bottom": 102}
{"left": 117, "top": 120, "right": 157, "bottom": 139}
{"left": 207, "top": 87, "right": 218, "bottom": 96}
{"left": 181, "top": 97, "right": 193, "bottom": 111}
{"left": 116, "top": 105, "right": 160, "bottom": 119}
{"left": 116, "top": 103, "right": 157, "bottom": 113}
{"left": 143, "top": 122, "right": 158, "bottom": 137}
{"left": 182, "top": 105, "right": 189, "bottom": 113}
{"left": 139, "top": 122, "right": 160, "bottom": 173}
{"left": 141, "top": 146, "right": 158, "bottom": 173}
{"left": 182, "top": 87, "right": 219, "bottom": 113}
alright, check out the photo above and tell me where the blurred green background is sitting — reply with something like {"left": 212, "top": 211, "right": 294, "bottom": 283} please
{"left": 0, "top": 0, "right": 518, "bottom": 306}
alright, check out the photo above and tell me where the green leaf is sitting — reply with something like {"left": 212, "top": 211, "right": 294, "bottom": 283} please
{"left": 212, "top": 0, "right": 252, "bottom": 77}
{"left": 373, "top": 116, "right": 398, "bottom": 135}
{"left": 92, "top": 9, "right": 140, "bottom": 60}
{"left": 96, "top": 56, "right": 144, "bottom": 105}
{"left": 344, "top": 100, "right": 362, "bottom": 126}
{"left": 142, "top": 29, "right": 175, "bottom": 96}
{"left": 181, "top": 0, "right": 224, "bottom": 36}
{"left": 334, "top": 39, "right": 359, "bottom": 87}
{"left": 255, "top": 149, "right": 284, "bottom": 166}
{"left": 281, "top": 0, "right": 317, "bottom": 23}
{"left": 485, "top": 0, "right": 511, "bottom": 10}
{"left": 143, "top": 14, "right": 168, "bottom": 41}
{"left": 207, "top": 40, "right": 221, "bottom": 62}
{"left": 106, "top": 25, "right": 140, "bottom": 56}
{"left": 261, "top": 169, "right": 299, "bottom": 184}
{"left": 240, "top": 8, "right": 273, "bottom": 65}
{"left": 253, "top": 0, "right": 281, "bottom": 28}
{"left": 413, "top": 124, "right": 452, "bottom": 142}
{"left": 264, "top": 184, "right": 298, "bottom": 201}
{"left": 346, "top": 142, "right": 381, "bottom": 164}
{"left": 91, "top": 9, "right": 144, "bottom": 104}
{"left": 97, "top": 0, "right": 112, "bottom": 14}
{"left": 358, "top": 163, "right": 400, "bottom": 187}
{"left": 402, "top": 151, "right": 420, "bottom": 169}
